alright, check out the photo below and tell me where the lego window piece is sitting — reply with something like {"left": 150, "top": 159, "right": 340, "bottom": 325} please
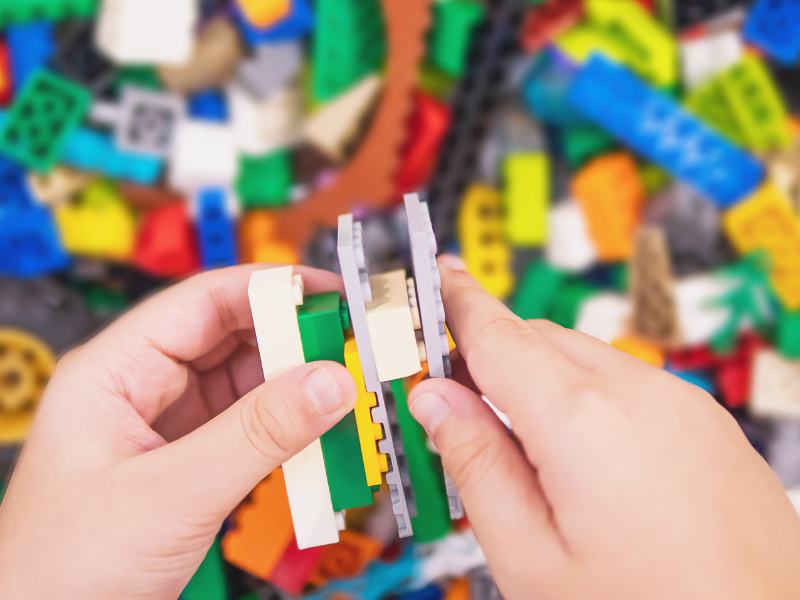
{"left": 567, "top": 54, "right": 764, "bottom": 208}
{"left": 0, "top": 70, "right": 90, "bottom": 172}
{"left": 751, "top": 349, "right": 800, "bottom": 421}
{"left": 248, "top": 267, "right": 339, "bottom": 549}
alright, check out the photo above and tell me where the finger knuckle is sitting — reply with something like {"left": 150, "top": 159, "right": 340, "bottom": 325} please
{"left": 241, "top": 396, "right": 297, "bottom": 464}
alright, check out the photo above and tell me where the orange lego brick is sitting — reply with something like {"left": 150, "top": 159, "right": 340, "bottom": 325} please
{"left": 222, "top": 468, "right": 294, "bottom": 579}
{"left": 445, "top": 578, "right": 470, "bottom": 600}
{"left": 308, "top": 530, "right": 383, "bottom": 587}
{"left": 611, "top": 336, "right": 666, "bottom": 367}
{"left": 239, "top": 211, "right": 300, "bottom": 265}
{"left": 723, "top": 183, "right": 800, "bottom": 309}
{"left": 235, "top": 0, "right": 291, "bottom": 28}
{"left": 571, "top": 152, "right": 645, "bottom": 261}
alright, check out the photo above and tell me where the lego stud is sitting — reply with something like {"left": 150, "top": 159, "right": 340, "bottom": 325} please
{"left": 291, "top": 273, "right": 304, "bottom": 305}
{"left": 417, "top": 340, "right": 428, "bottom": 362}
{"left": 431, "top": 266, "right": 442, "bottom": 290}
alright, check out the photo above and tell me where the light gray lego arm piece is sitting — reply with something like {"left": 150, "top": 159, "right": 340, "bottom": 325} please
{"left": 337, "top": 213, "right": 413, "bottom": 538}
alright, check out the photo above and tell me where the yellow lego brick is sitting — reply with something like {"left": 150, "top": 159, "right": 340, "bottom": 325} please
{"left": 457, "top": 184, "right": 515, "bottom": 299}
{"left": 54, "top": 180, "right": 136, "bottom": 260}
{"left": 344, "top": 337, "right": 384, "bottom": 486}
{"left": 503, "top": 152, "right": 549, "bottom": 247}
{"left": 556, "top": 25, "right": 631, "bottom": 68}
{"left": 723, "top": 183, "right": 800, "bottom": 309}
{"left": 234, "top": 0, "right": 290, "bottom": 28}
{"left": 611, "top": 335, "right": 666, "bottom": 367}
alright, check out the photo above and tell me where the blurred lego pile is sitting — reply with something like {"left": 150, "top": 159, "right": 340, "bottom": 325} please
{"left": 3, "top": 0, "right": 800, "bottom": 598}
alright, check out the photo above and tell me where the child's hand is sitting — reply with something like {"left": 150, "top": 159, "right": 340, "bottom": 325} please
{"left": 410, "top": 256, "right": 800, "bottom": 600}
{"left": 0, "top": 265, "right": 357, "bottom": 600}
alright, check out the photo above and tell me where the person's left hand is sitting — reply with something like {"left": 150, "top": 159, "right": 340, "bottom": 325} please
{"left": 0, "top": 265, "right": 358, "bottom": 600}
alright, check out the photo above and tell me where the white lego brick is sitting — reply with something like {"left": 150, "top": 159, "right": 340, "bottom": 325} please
{"left": 365, "top": 270, "right": 423, "bottom": 382}
{"left": 768, "top": 422, "right": 800, "bottom": 488}
{"left": 96, "top": 0, "right": 197, "bottom": 66}
{"left": 247, "top": 267, "right": 339, "bottom": 549}
{"left": 546, "top": 200, "right": 598, "bottom": 272}
{"left": 169, "top": 119, "right": 238, "bottom": 192}
{"left": 789, "top": 488, "right": 800, "bottom": 516}
{"left": 680, "top": 30, "right": 743, "bottom": 90}
{"left": 228, "top": 83, "right": 303, "bottom": 155}
{"left": 751, "top": 349, "right": 800, "bottom": 422}
{"left": 304, "top": 75, "right": 382, "bottom": 162}
{"left": 575, "top": 293, "right": 630, "bottom": 344}
{"left": 673, "top": 274, "right": 737, "bottom": 347}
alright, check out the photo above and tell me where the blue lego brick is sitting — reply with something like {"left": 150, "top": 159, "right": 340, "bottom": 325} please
{"left": 234, "top": 0, "right": 314, "bottom": 45}
{"left": 568, "top": 54, "right": 764, "bottom": 208}
{"left": 0, "top": 163, "right": 35, "bottom": 220}
{"left": 744, "top": 0, "right": 800, "bottom": 65}
{"left": 62, "top": 128, "right": 163, "bottom": 184}
{"left": 0, "top": 205, "right": 69, "bottom": 277}
{"left": 188, "top": 90, "right": 228, "bottom": 122}
{"left": 7, "top": 22, "right": 55, "bottom": 88}
{"left": 665, "top": 366, "right": 715, "bottom": 394}
{"left": 522, "top": 52, "right": 587, "bottom": 127}
{"left": 399, "top": 584, "right": 444, "bottom": 600}
{"left": 196, "top": 188, "right": 237, "bottom": 269}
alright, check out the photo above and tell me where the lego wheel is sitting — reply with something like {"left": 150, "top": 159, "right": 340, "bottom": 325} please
{"left": 0, "top": 329, "right": 56, "bottom": 445}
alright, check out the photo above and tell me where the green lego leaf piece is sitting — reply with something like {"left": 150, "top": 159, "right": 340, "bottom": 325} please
{"left": 312, "top": 0, "right": 387, "bottom": 103}
{"left": 512, "top": 260, "right": 565, "bottom": 321}
{"left": 559, "top": 125, "right": 616, "bottom": 168}
{"left": 778, "top": 309, "right": 800, "bottom": 360}
{"left": 549, "top": 282, "right": 597, "bottom": 330}
{"left": 236, "top": 151, "right": 293, "bottom": 210}
{"left": 0, "top": 0, "right": 98, "bottom": 26}
{"left": 684, "top": 78, "right": 748, "bottom": 147}
{"left": 298, "top": 293, "right": 373, "bottom": 512}
{"left": 391, "top": 378, "right": 451, "bottom": 543}
{"left": 181, "top": 538, "right": 228, "bottom": 600}
{"left": 428, "top": 0, "right": 486, "bottom": 78}
{"left": 0, "top": 70, "right": 90, "bottom": 172}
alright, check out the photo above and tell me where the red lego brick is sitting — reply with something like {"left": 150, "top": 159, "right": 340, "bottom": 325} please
{"left": 521, "top": 0, "right": 584, "bottom": 55}
{"left": 667, "top": 344, "right": 721, "bottom": 371}
{"left": 716, "top": 333, "right": 766, "bottom": 409}
{"left": 269, "top": 536, "right": 325, "bottom": 596}
{"left": 395, "top": 93, "right": 451, "bottom": 196}
{"left": 133, "top": 203, "right": 200, "bottom": 279}
{"left": 0, "top": 39, "right": 13, "bottom": 106}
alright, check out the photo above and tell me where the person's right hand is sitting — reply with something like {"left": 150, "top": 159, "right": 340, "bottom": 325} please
{"left": 409, "top": 255, "right": 800, "bottom": 600}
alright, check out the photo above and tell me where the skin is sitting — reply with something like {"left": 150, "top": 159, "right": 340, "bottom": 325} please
{"left": 1, "top": 259, "right": 799, "bottom": 599}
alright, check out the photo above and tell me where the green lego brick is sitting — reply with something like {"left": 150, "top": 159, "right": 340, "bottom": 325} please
{"left": 236, "top": 151, "right": 293, "bottom": 210}
{"left": 298, "top": 293, "right": 373, "bottom": 512}
{"left": 512, "top": 260, "right": 564, "bottom": 321}
{"left": 115, "top": 67, "right": 163, "bottom": 93}
{"left": 560, "top": 125, "right": 616, "bottom": 168}
{"left": 638, "top": 162, "right": 671, "bottom": 195}
{"left": 312, "top": 0, "right": 387, "bottom": 103}
{"left": 391, "top": 378, "right": 451, "bottom": 543}
{"left": 549, "top": 282, "right": 596, "bottom": 329}
{"left": 0, "top": 0, "right": 98, "bottom": 26}
{"left": 684, "top": 78, "right": 747, "bottom": 147}
{"left": 419, "top": 62, "right": 456, "bottom": 99}
{"left": 0, "top": 70, "right": 90, "bottom": 172}
{"left": 182, "top": 538, "right": 228, "bottom": 600}
{"left": 339, "top": 300, "right": 352, "bottom": 332}
{"left": 778, "top": 309, "right": 800, "bottom": 360}
{"left": 428, "top": 0, "right": 486, "bottom": 78}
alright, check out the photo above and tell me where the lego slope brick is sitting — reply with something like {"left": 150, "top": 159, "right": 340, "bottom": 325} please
{"left": 248, "top": 267, "right": 339, "bottom": 549}
{"left": 568, "top": 54, "right": 764, "bottom": 208}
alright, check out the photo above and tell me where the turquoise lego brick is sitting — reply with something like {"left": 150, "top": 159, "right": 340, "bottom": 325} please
{"left": 0, "top": 70, "right": 90, "bottom": 172}
{"left": 181, "top": 538, "right": 228, "bottom": 600}
{"left": 0, "top": 0, "right": 98, "bottom": 27}
{"left": 298, "top": 293, "right": 373, "bottom": 512}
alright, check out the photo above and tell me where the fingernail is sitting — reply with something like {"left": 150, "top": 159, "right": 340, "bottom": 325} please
{"left": 438, "top": 254, "right": 467, "bottom": 272}
{"left": 409, "top": 393, "right": 451, "bottom": 434}
{"left": 303, "top": 366, "right": 344, "bottom": 415}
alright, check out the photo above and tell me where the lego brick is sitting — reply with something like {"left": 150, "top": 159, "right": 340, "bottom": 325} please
{"left": 550, "top": 281, "right": 596, "bottom": 329}
{"left": 0, "top": 206, "right": 69, "bottom": 278}
{"left": 521, "top": 0, "right": 584, "bottom": 54}
{"left": 0, "top": 162, "right": 36, "bottom": 219}
{"left": 248, "top": 267, "right": 339, "bottom": 549}
{"left": 683, "top": 77, "right": 746, "bottom": 147}
{"left": 764, "top": 138, "right": 800, "bottom": 212}
{"left": 428, "top": 0, "right": 485, "bottom": 78}
{"left": 457, "top": 184, "right": 514, "bottom": 299}
{"left": 304, "top": 75, "right": 383, "bottom": 163}
{"left": 559, "top": 125, "right": 616, "bottom": 168}
{"left": 222, "top": 469, "right": 294, "bottom": 579}
{"left": 234, "top": 0, "right": 290, "bottom": 29}
{"left": 502, "top": 152, "right": 548, "bottom": 247}
{"left": 0, "top": 40, "right": 11, "bottom": 106}
{"left": 7, "top": 22, "right": 55, "bottom": 89}
{"left": 54, "top": 180, "right": 136, "bottom": 260}
{"left": 193, "top": 188, "right": 238, "bottom": 270}
{"left": 188, "top": 90, "right": 228, "bottom": 122}
{"left": 169, "top": 119, "right": 238, "bottom": 192}
{"left": 743, "top": 0, "right": 800, "bottom": 65}
{"left": 51, "top": 19, "right": 116, "bottom": 94}
{"left": 236, "top": 150, "right": 293, "bottom": 210}
{"left": 233, "top": 0, "right": 313, "bottom": 45}
{"left": 381, "top": 380, "right": 417, "bottom": 520}
{"left": 401, "top": 585, "right": 443, "bottom": 600}
{"left": 0, "top": 0, "right": 98, "bottom": 26}
{"left": 158, "top": 17, "right": 245, "bottom": 94}
{"left": 307, "top": 529, "right": 382, "bottom": 587}
{"left": 611, "top": 336, "right": 665, "bottom": 367}
{"left": 0, "top": 70, "right": 90, "bottom": 173}
{"left": 680, "top": 30, "right": 743, "bottom": 90}
{"left": 722, "top": 183, "right": 800, "bottom": 309}
{"left": 673, "top": 274, "right": 736, "bottom": 347}
{"left": 768, "top": 421, "right": 800, "bottom": 487}
{"left": 546, "top": 199, "right": 598, "bottom": 272}
{"left": 630, "top": 227, "right": 679, "bottom": 348}
{"left": 338, "top": 213, "right": 413, "bottom": 538}
{"left": 182, "top": 538, "right": 227, "bottom": 600}
{"left": 238, "top": 42, "right": 302, "bottom": 100}
{"left": 312, "top": 0, "right": 386, "bottom": 103}
{"left": 96, "top": 0, "right": 198, "bottom": 66}
{"left": 778, "top": 309, "right": 800, "bottom": 360}
{"left": 133, "top": 203, "right": 199, "bottom": 279}
{"left": 227, "top": 83, "right": 302, "bottom": 156}
{"left": 567, "top": 54, "right": 764, "bottom": 208}
{"left": 751, "top": 349, "right": 800, "bottom": 421}
{"left": 571, "top": 153, "right": 644, "bottom": 262}
{"left": 445, "top": 578, "right": 470, "bottom": 600}
{"left": 395, "top": 93, "right": 450, "bottom": 196}
{"left": 344, "top": 337, "right": 386, "bottom": 488}
{"left": 269, "top": 537, "right": 325, "bottom": 595}
{"left": 675, "top": 0, "right": 753, "bottom": 31}
{"left": 405, "top": 194, "right": 449, "bottom": 379}
{"left": 513, "top": 259, "right": 564, "bottom": 321}
{"left": 575, "top": 292, "right": 631, "bottom": 344}
{"left": 238, "top": 210, "right": 300, "bottom": 265}
{"left": 521, "top": 51, "right": 587, "bottom": 129}
{"left": 469, "top": 566, "right": 504, "bottom": 600}
{"left": 365, "top": 270, "right": 423, "bottom": 382}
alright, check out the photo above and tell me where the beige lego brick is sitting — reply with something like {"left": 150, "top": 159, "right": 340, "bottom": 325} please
{"left": 365, "top": 269, "right": 422, "bottom": 382}
{"left": 751, "top": 349, "right": 800, "bottom": 422}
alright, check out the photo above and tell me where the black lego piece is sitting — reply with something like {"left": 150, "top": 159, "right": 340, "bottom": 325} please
{"left": 50, "top": 19, "right": 117, "bottom": 95}
{"left": 427, "top": 0, "right": 527, "bottom": 247}
{"left": 673, "top": 0, "right": 754, "bottom": 31}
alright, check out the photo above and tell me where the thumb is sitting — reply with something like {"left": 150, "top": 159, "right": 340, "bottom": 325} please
{"left": 408, "top": 378, "right": 567, "bottom": 582}
{"left": 135, "top": 361, "right": 357, "bottom": 518}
